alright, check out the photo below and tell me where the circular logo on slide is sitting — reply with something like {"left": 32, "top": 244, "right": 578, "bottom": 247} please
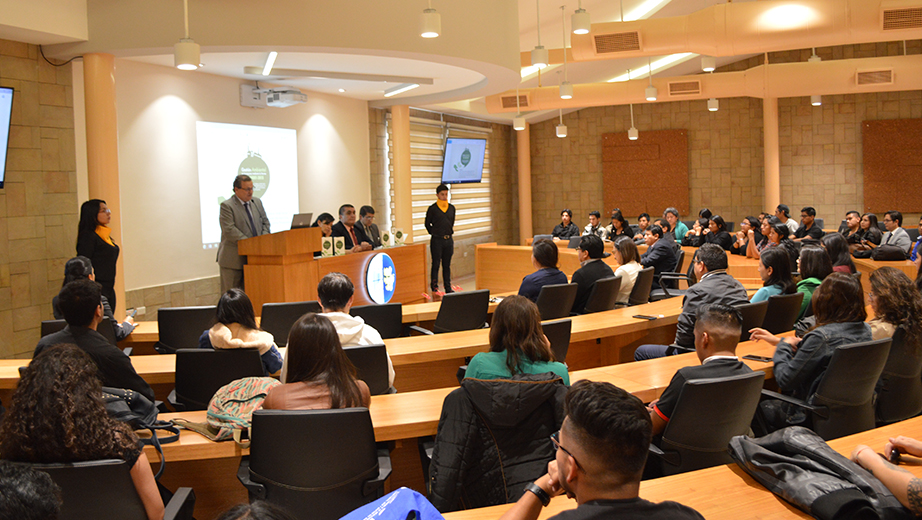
{"left": 365, "top": 253, "right": 396, "bottom": 304}
{"left": 238, "top": 151, "right": 270, "bottom": 198}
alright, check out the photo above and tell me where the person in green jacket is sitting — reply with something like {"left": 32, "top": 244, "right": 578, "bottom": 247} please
{"left": 664, "top": 207, "right": 688, "bottom": 245}
{"left": 796, "top": 246, "right": 833, "bottom": 319}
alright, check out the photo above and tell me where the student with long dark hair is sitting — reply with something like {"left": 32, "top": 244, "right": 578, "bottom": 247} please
{"left": 612, "top": 236, "right": 643, "bottom": 304}
{"left": 858, "top": 212, "right": 883, "bottom": 247}
{"left": 76, "top": 199, "right": 121, "bottom": 311}
{"left": 518, "top": 239, "right": 568, "bottom": 302}
{"left": 53, "top": 256, "right": 135, "bottom": 341}
{"left": 750, "top": 247, "right": 796, "bottom": 303}
{"left": 705, "top": 215, "right": 734, "bottom": 251}
{"left": 732, "top": 216, "right": 762, "bottom": 256}
{"left": 796, "top": 246, "right": 834, "bottom": 319}
{"left": 311, "top": 212, "right": 335, "bottom": 237}
{"left": 868, "top": 267, "right": 922, "bottom": 348}
{"left": 263, "top": 313, "right": 370, "bottom": 410}
{"left": 607, "top": 209, "right": 632, "bottom": 239}
{"left": 821, "top": 233, "right": 857, "bottom": 274}
{"left": 206, "top": 288, "right": 283, "bottom": 375}
{"left": 464, "top": 295, "right": 569, "bottom": 384}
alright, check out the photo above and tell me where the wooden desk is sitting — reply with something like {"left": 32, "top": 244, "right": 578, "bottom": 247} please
{"left": 854, "top": 257, "right": 918, "bottom": 294}
{"left": 475, "top": 244, "right": 621, "bottom": 294}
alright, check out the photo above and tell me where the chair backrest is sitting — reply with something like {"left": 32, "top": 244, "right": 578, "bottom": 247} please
{"left": 811, "top": 338, "right": 892, "bottom": 440}
{"left": 908, "top": 228, "right": 921, "bottom": 242}
{"left": 174, "top": 348, "right": 265, "bottom": 410}
{"left": 41, "top": 319, "right": 67, "bottom": 337}
{"left": 533, "top": 234, "right": 553, "bottom": 241}
{"left": 876, "top": 329, "right": 922, "bottom": 423}
{"left": 343, "top": 344, "right": 390, "bottom": 395}
{"left": 761, "top": 292, "right": 804, "bottom": 334}
{"left": 350, "top": 303, "right": 403, "bottom": 339}
{"left": 260, "top": 301, "right": 322, "bottom": 347}
{"left": 662, "top": 250, "right": 686, "bottom": 290}
{"left": 814, "top": 217, "right": 825, "bottom": 229}
{"left": 582, "top": 276, "right": 622, "bottom": 314}
{"left": 33, "top": 459, "right": 148, "bottom": 520}
{"left": 542, "top": 319, "right": 572, "bottom": 363}
{"left": 534, "top": 283, "right": 578, "bottom": 321}
{"left": 433, "top": 289, "right": 490, "bottom": 333}
{"left": 659, "top": 371, "right": 765, "bottom": 476}
{"left": 157, "top": 306, "right": 217, "bottom": 353}
{"left": 41, "top": 318, "right": 119, "bottom": 347}
{"left": 628, "top": 267, "right": 655, "bottom": 306}
{"left": 248, "top": 409, "right": 382, "bottom": 520}
{"left": 734, "top": 300, "right": 769, "bottom": 342}
{"left": 567, "top": 236, "right": 581, "bottom": 249}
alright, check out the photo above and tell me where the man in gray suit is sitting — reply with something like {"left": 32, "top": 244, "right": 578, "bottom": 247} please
{"left": 217, "top": 174, "right": 271, "bottom": 292}
{"left": 356, "top": 205, "right": 382, "bottom": 248}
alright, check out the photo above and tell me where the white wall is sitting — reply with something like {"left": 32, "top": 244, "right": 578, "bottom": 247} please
{"left": 75, "top": 59, "right": 370, "bottom": 290}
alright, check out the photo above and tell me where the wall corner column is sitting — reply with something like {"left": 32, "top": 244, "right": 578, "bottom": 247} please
{"left": 516, "top": 124, "right": 532, "bottom": 244}
{"left": 763, "top": 96, "right": 780, "bottom": 211}
{"left": 391, "top": 105, "right": 413, "bottom": 243}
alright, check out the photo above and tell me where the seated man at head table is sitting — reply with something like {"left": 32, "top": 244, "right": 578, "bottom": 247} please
{"left": 647, "top": 304, "right": 753, "bottom": 438}
{"left": 279, "top": 272, "right": 394, "bottom": 387}
{"left": 331, "top": 204, "right": 374, "bottom": 253}
{"left": 634, "top": 244, "right": 750, "bottom": 361}
{"left": 34, "top": 279, "right": 154, "bottom": 401}
{"left": 569, "top": 234, "right": 615, "bottom": 315}
{"left": 355, "top": 205, "right": 382, "bottom": 248}
{"left": 497, "top": 380, "right": 705, "bottom": 520}
{"left": 853, "top": 436, "right": 922, "bottom": 517}
{"left": 639, "top": 224, "right": 677, "bottom": 291}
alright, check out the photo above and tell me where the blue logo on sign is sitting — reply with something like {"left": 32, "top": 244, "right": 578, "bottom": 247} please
{"left": 366, "top": 253, "right": 396, "bottom": 304}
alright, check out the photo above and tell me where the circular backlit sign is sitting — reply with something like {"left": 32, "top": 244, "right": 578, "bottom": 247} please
{"left": 365, "top": 253, "right": 396, "bottom": 304}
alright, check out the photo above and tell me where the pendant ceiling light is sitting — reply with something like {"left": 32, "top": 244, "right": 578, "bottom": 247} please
{"left": 421, "top": 0, "right": 440, "bottom": 38}
{"left": 644, "top": 57, "right": 657, "bottom": 101}
{"left": 559, "top": 6, "right": 572, "bottom": 100}
{"left": 174, "top": 0, "right": 200, "bottom": 70}
{"left": 628, "top": 103, "right": 638, "bottom": 140}
{"left": 571, "top": 0, "right": 590, "bottom": 35}
{"left": 708, "top": 98, "right": 719, "bottom": 112}
{"left": 701, "top": 56, "right": 716, "bottom": 72}
{"left": 556, "top": 109, "right": 567, "bottom": 138}
{"left": 531, "top": 0, "right": 549, "bottom": 68}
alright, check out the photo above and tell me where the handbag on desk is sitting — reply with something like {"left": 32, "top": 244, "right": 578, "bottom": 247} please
{"left": 102, "top": 387, "right": 180, "bottom": 479}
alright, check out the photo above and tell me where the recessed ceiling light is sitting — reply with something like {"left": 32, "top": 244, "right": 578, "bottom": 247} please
{"left": 338, "top": 88, "right": 346, "bottom": 93}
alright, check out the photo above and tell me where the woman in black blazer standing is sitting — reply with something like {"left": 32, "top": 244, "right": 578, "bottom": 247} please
{"left": 76, "top": 199, "right": 120, "bottom": 311}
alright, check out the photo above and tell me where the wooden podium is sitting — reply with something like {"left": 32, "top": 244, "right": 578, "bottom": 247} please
{"left": 239, "top": 228, "right": 428, "bottom": 310}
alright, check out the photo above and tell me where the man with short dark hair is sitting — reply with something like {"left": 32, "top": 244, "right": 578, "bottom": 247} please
{"left": 553, "top": 209, "right": 579, "bottom": 239}
{"left": 838, "top": 210, "right": 861, "bottom": 237}
{"left": 498, "top": 380, "right": 704, "bottom": 520}
{"left": 332, "top": 204, "right": 374, "bottom": 253}
{"left": 34, "top": 279, "right": 154, "bottom": 401}
{"left": 426, "top": 184, "right": 456, "bottom": 294}
{"left": 217, "top": 174, "right": 271, "bottom": 292}
{"left": 634, "top": 244, "right": 749, "bottom": 361}
{"left": 582, "top": 211, "right": 608, "bottom": 240}
{"left": 793, "top": 206, "right": 824, "bottom": 242}
{"left": 356, "top": 205, "right": 382, "bottom": 248}
{"left": 639, "top": 225, "right": 677, "bottom": 291}
{"left": 774, "top": 204, "right": 798, "bottom": 237}
{"left": 878, "top": 210, "right": 912, "bottom": 254}
{"left": 570, "top": 235, "right": 614, "bottom": 314}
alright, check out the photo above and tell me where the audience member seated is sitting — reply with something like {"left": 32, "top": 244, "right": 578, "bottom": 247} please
{"left": 203, "top": 288, "right": 283, "bottom": 375}
{"left": 683, "top": 218, "right": 708, "bottom": 248}
{"left": 263, "top": 313, "right": 371, "bottom": 410}
{"left": 634, "top": 244, "right": 749, "bottom": 360}
{"left": 497, "top": 380, "right": 705, "bottom": 520}
{"left": 518, "top": 239, "right": 569, "bottom": 302}
{"left": 216, "top": 501, "right": 297, "bottom": 520}
{"left": 465, "top": 296, "right": 569, "bottom": 384}
{"left": 280, "top": 272, "right": 394, "bottom": 386}
{"left": 606, "top": 209, "right": 632, "bottom": 240}
{"left": 911, "top": 216, "right": 922, "bottom": 263}
{"left": 612, "top": 236, "right": 643, "bottom": 305}
{"left": 653, "top": 218, "right": 678, "bottom": 246}
{"left": 704, "top": 215, "right": 734, "bottom": 251}
{"left": 664, "top": 208, "right": 688, "bottom": 246}
{"left": 698, "top": 208, "right": 712, "bottom": 220}
{"left": 640, "top": 225, "right": 678, "bottom": 291}
{"left": 552, "top": 209, "right": 580, "bottom": 239}
{"left": 52, "top": 255, "right": 135, "bottom": 341}
{"left": 867, "top": 267, "right": 922, "bottom": 343}
{"left": 796, "top": 246, "right": 834, "bottom": 319}
{"left": 0, "top": 345, "right": 164, "bottom": 520}
{"left": 311, "top": 212, "right": 335, "bottom": 236}
{"left": 746, "top": 216, "right": 775, "bottom": 259}
{"left": 853, "top": 436, "right": 922, "bottom": 517}
{"left": 750, "top": 247, "right": 797, "bottom": 303}
{"left": 750, "top": 273, "right": 871, "bottom": 430}
{"left": 841, "top": 210, "right": 862, "bottom": 244}
{"left": 633, "top": 212, "right": 651, "bottom": 243}
{"left": 866, "top": 211, "right": 912, "bottom": 254}
{"left": 0, "top": 460, "right": 62, "bottom": 520}
{"left": 331, "top": 204, "right": 374, "bottom": 253}
{"left": 775, "top": 204, "right": 799, "bottom": 237}
{"left": 731, "top": 216, "right": 761, "bottom": 257}
{"left": 355, "top": 205, "right": 382, "bottom": 248}
{"left": 570, "top": 235, "right": 615, "bottom": 314}
{"left": 855, "top": 212, "right": 884, "bottom": 249}
{"left": 820, "top": 233, "right": 857, "bottom": 274}
{"left": 792, "top": 206, "right": 825, "bottom": 242}
{"left": 582, "top": 211, "right": 608, "bottom": 240}
{"left": 767, "top": 218, "right": 801, "bottom": 271}
{"left": 648, "top": 304, "right": 753, "bottom": 437}
{"left": 35, "top": 279, "right": 153, "bottom": 401}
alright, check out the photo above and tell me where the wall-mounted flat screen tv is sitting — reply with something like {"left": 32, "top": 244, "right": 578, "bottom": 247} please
{"left": 440, "top": 138, "right": 486, "bottom": 184}
{"left": 0, "top": 87, "right": 13, "bottom": 189}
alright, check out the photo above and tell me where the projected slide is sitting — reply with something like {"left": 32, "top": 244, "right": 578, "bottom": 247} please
{"left": 0, "top": 87, "right": 13, "bottom": 188}
{"left": 197, "top": 122, "right": 299, "bottom": 249}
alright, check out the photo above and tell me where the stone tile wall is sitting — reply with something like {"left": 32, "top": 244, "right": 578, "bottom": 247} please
{"left": 124, "top": 277, "right": 222, "bottom": 322}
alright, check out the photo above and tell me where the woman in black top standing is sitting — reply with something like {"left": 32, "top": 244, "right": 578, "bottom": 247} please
{"left": 425, "top": 184, "right": 456, "bottom": 294}
{"left": 76, "top": 199, "right": 120, "bottom": 311}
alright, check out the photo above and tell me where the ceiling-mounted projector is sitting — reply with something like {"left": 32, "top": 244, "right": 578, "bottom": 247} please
{"left": 240, "top": 85, "right": 307, "bottom": 108}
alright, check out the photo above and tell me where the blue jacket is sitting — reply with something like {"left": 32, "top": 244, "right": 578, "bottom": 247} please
{"left": 517, "top": 268, "right": 568, "bottom": 302}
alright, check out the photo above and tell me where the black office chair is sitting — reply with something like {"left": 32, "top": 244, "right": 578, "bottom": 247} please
{"left": 41, "top": 318, "right": 119, "bottom": 347}
{"left": 169, "top": 348, "right": 265, "bottom": 411}
{"left": 649, "top": 250, "right": 690, "bottom": 302}
{"left": 34, "top": 459, "right": 195, "bottom": 520}
{"left": 533, "top": 234, "right": 553, "bottom": 241}
{"left": 410, "top": 289, "right": 490, "bottom": 334}
{"left": 760, "top": 292, "right": 804, "bottom": 334}
{"left": 260, "top": 300, "right": 322, "bottom": 347}
{"left": 350, "top": 303, "right": 407, "bottom": 339}
{"left": 154, "top": 306, "right": 216, "bottom": 354}
{"left": 542, "top": 318, "right": 572, "bottom": 363}
{"left": 734, "top": 300, "right": 769, "bottom": 342}
{"left": 238, "top": 409, "right": 391, "bottom": 520}
{"left": 567, "top": 236, "right": 581, "bottom": 249}
{"left": 759, "top": 338, "right": 891, "bottom": 440}
{"left": 535, "top": 283, "right": 578, "bottom": 320}
{"left": 344, "top": 344, "right": 393, "bottom": 395}
{"left": 648, "top": 371, "right": 765, "bottom": 476}
{"left": 626, "top": 267, "right": 656, "bottom": 306}
{"left": 877, "top": 329, "right": 922, "bottom": 424}
{"left": 581, "top": 276, "right": 622, "bottom": 314}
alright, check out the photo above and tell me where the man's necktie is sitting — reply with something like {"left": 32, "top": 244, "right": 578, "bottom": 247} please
{"left": 350, "top": 227, "right": 358, "bottom": 247}
{"left": 244, "top": 202, "right": 258, "bottom": 236}
{"left": 885, "top": 232, "right": 891, "bottom": 244}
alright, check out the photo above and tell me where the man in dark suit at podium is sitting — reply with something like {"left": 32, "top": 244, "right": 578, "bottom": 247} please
{"left": 332, "top": 204, "right": 374, "bottom": 253}
{"left": 217, "top": 175, "right": 271, "bottom": 292}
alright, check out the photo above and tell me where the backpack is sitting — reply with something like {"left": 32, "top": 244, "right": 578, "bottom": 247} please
{"left": 206, "top": 376, "right": 280, "bottom": 445}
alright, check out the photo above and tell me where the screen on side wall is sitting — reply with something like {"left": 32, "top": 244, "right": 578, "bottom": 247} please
{"left": 0, "top": 87, "right": 13, "bottom": 189}
{"left": 440, "top": 138, "right": 486, "bottom": 184}
{"left": 196, "top": 122, "right": 299, "bottom": 249}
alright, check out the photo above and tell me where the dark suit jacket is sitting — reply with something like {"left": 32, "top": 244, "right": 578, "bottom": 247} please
{"left": 331, "top": 221, "right": 372, "bottom": 250}
{"left": 640, "top": 239, "right": 678, "bottom": 290}
{"left": 355, "top": 221, "right": 381, "bottom": 248}
{"left": 570, "top": 260, "right": 615, "bottom": 314}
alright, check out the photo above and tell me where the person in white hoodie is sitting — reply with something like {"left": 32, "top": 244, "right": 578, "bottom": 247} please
{"left": 280, "top": 272, "right": 395, "bottom": 387}
{"left": 207, "top": 288, "right": 283, "bottom": 375}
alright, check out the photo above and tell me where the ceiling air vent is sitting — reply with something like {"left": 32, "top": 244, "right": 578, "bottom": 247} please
{"left": 668, "top": 81, "right": 701, "bottom": 97}
{"left": 501, "top": 94, "right": 529, "bottom": 109}
{"left": 856, "top": 69, "right": 894, "bottom": 85}
{"left": 882, "top": 6, "right": 922, "bottom": 30}
{"left": 593, "top": 31, "right": 641, "bottom": 54}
